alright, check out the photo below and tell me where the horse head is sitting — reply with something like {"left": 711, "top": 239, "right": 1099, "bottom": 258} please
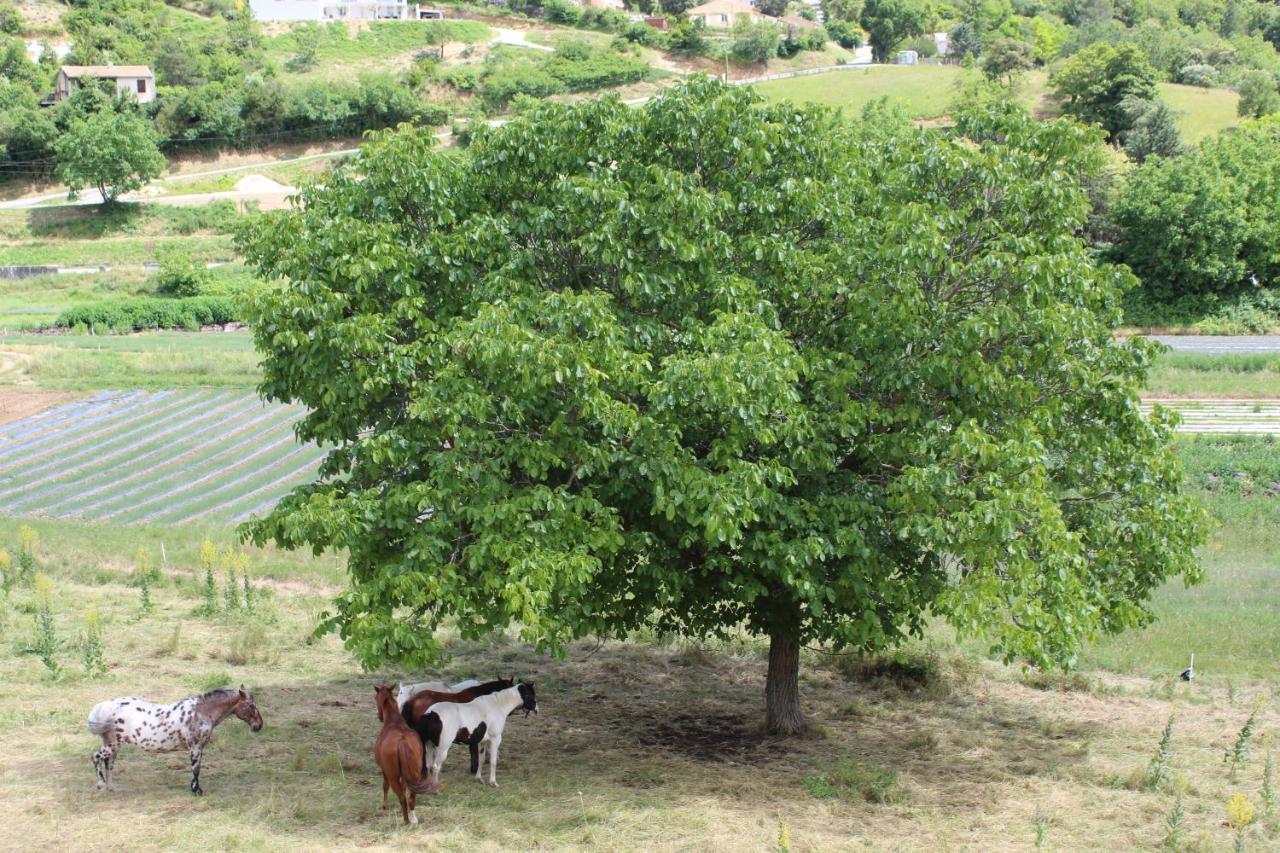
{"left": 234, "top": 686, "right": 264, "bottom": 732}
{"left": 516, "top": 681, "right": 538, "bottom": 717}
{"left": 374, "top": 685, "right": 397, "bottom": 722}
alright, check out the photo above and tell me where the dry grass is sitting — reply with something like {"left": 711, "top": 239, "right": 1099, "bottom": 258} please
{"left": 0, "top": 530, "right": 1276, "bottom": 852}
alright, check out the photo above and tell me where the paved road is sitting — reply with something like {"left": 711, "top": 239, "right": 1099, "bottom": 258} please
{"left": 1149, "top": 335, "right": 1280, "bottom": 354}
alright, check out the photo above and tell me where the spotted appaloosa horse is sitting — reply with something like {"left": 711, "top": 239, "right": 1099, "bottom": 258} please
{"left": 87, "top": 686, "right": 263, "bottom": 795}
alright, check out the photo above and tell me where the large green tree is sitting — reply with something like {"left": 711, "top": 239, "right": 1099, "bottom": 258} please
{"left": 240, "top": 81, "right": 1205, "bottom": 734}
{"left": 1050, "top": 42, "right": 1158, "bottom": 139}
{"left": 860, "top": 0, "right": 932, "bottom": 61}
{"left": 55, "top": 108, "right": 165, "bottom": 206}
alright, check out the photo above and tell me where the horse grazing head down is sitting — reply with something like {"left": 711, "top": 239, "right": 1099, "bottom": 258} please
{"left": 231, "top": 686, "right": 263, "bottom": 731}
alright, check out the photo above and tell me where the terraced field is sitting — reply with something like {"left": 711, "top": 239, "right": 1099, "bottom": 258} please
{"left": 0, "top": 390, "right": 323, "bottom": 524}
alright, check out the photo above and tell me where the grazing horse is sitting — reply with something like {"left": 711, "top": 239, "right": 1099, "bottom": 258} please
{"left": 87, "top": 686, "right": 263, "bottom": 795}
{"left": 373, "top": 685, "right": 442, "bottom": 825}
{"left": 422, "top": 682, "right": 538, "bottom": 788}
{"left": 400, "top": 678, "right": 512, "bottom": 777}
{"left": 395, "top": 678, "right": 481, "bottom": 707}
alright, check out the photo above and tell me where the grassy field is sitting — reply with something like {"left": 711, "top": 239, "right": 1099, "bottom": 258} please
{"left": 1145, "top": 353, "right": 1280, "bottom": 398}
{"left": 0, "top": 389, "right": 319, "bottom": 525}
{"left": 0, "top": 472, "right": 1275, "bottom": 851}
{"left": 752, "top": 64, "right": 966, "bottom": 120}
{"left": 1158, "top": 81, "right": 1241, "bottom": 144}
{"left": 0, "top": 331, "right": 261, "bottom": 390}
{"left": 3, "top": 235, "right": 238, "bottom": 267}
{"left": 754, "top": 66, "right": 1241, "bottom": 144}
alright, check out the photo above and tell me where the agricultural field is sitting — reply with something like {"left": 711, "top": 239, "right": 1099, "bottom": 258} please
{"left": 0, "top": 389, "right": 320, "bottom": 525}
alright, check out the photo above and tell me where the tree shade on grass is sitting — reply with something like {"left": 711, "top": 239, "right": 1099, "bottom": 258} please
{"left": 239, "top": 80, "right": 1206, "bottom": 735}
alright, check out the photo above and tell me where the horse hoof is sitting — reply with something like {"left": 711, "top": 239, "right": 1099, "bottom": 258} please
{"left": 488, "top": 781, "right": 499, "bottom": 788}
{"left": 409, "top": 811, "right": 419, "bottom": 826}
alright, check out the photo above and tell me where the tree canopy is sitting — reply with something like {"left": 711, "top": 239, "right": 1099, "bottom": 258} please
{"left": 55, "top": 107, "right": 165, "bottom": 205}
{"left": 861, "top": 0, "right": 933, "bottom": 62}
{"left": 241, "top": 80, "right": 1206, "bottom": 734}
{"left": 1050, "top": 42, "right": 1159, "bottom": 139}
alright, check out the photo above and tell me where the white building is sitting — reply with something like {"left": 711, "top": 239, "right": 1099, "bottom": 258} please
{"left": 55, "top": 65, "right": 155, "bottom": 104}
{"left": 249, "top": 0, "right": 417, "bottom": 21}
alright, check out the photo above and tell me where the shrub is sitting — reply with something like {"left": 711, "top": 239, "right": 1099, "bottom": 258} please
{"left": 826, "top": 19, "right": 862, "bottom": 49}
{"left": 55, "top": 296, "right": 240, "bottom": 333}
{"left": 1176, "top": 63, "right": 1219, "bottom": 87}
{"left": 31, "top": 573, "right": 59, "bottom": 675}
{"left": 82, "top": 609, "right": 107, "bottom": 677}
{"left": 154, "top": 248, "right": 213, "bottom": 297}
{"left": 545, "top": 51, "right": 650, "bottom": 92}
{"left": 482, "top": 63, "right": 566, "bottom": 109}
{"left": 16, "top": 525, "right": 36, "bottom": 583}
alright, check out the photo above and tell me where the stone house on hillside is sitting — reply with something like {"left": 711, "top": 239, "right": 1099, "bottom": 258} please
{"left": 55, "top": 65, "right": 155, "bottom": 103}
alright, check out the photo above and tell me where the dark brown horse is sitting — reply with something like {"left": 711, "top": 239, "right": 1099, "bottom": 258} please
{"left": 400, "top": 678, "right": 512, "bottom": 776}
{"left": 373, "top": 685, "right": 441, "bottom": 825}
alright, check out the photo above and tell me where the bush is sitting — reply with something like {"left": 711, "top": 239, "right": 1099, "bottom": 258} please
{"left": 545, "top": 50, "right": 650, "bottom": 92}
{"left": 826, "top": 19, "right": 862, "bottom": 49}
{"left": 154, "top": 248, "right": 213, "bottom": 297}
{"left": 481, "top": 63, "right": 566, "bottom": 110}
{"left": 55, "top": 296, "right": 241, "bottom": 333}
{"left": 1175, "top": 63, "right": 1219, "bottom": 87}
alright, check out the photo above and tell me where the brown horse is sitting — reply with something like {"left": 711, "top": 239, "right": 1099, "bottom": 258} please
{"left": 374, "top": 685, "right": 441, "bottom": 825}
{"left": 400, "top": 678, "right": 512, "bottom": 777}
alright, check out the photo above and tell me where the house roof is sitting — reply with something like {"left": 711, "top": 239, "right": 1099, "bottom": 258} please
{"left": 687, "top": 0, "right": 760, "bottom": 17}
{"left": 59, "top": 65, "right": 154, "bottom": 79}
{"left": 777, "top": 13, "right": 818, "bottom": 28}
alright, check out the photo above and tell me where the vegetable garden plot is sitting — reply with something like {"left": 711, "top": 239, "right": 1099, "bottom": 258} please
{"left": 0, "top": 390, "right": 323, "bottom": 525}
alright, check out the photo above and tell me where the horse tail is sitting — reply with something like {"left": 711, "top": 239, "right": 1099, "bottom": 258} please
{"left": 87, "top": 701, "right": 116, "bottom": 735}
{"left": 399, "top": 739, "right": 439, "bottom": 795}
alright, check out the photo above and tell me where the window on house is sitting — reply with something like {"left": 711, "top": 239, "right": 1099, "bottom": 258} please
{"left": 137, "top": 79, "right": 146, "bottom": 93}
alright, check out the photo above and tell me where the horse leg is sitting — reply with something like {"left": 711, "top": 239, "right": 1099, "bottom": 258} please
{"left": 389, "top": 776, "right": 409, "bottom": 825}
{"left": 94, "top": 735, "right": 119, "bottom": 791}
{"left": 486, "top": 735, "right": 501, "bottom": 788}
{"left": 408, "top": 790, "right": 418, "bottom": 826}
{"left": 189, "top": 744, "right": 204, "bottom": 796}
{"left": 381, "top": 774, "right": 390, "bottom": 810}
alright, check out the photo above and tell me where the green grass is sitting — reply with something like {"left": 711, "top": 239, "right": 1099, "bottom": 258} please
{"left": 3, "top": 234, "right": 237, "bottom": 267}
{"left": 753, "top": 64, "right": 966, "bottom": 119}
{"left": 0, "top": 201, "right": 245, "bottom": 242}
{"left": 0, "top": 330, "right": 262, "bottom": 390}
{"left": 0, "top": 507, "right": 1274, "bottom": 850}
{"left": 1157, "top": 81, "right": 1241, "bottom": 145}
{"left": 755, "top": 67, "right": 1240, "bottom": 145}
{"left": 0, "top": 265, "right": 257, "bottom": 331}
{"left": 1081, "top": 435, "right": 1280, "bottom": 683}
{"left": 1145, "top": 353, "right": 1280, "bottom": 398}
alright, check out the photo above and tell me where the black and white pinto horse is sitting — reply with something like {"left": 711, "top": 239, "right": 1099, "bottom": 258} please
{"left": 422, "top": 682, "right": 537, "bottom": 788}
{"left": 87, "top": 686, "right": 263, "bottom": 795}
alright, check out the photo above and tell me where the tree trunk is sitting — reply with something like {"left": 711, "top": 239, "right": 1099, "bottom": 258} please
{"left": 765, "top": 630, "right": 806, "bottom": 736}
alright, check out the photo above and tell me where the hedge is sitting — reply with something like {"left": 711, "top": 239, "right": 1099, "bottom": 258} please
{"left": 56, "top": 296, "right": 241, "bottom": 333}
